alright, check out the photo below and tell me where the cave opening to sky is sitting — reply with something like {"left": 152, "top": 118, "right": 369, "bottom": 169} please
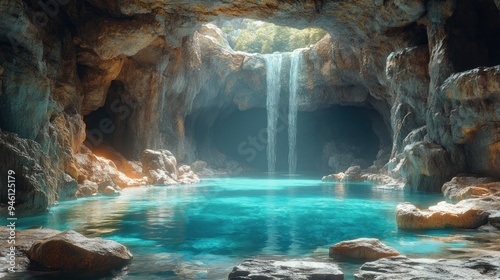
{"left": 214, "top": 18, "right": 328, "bottom": 54}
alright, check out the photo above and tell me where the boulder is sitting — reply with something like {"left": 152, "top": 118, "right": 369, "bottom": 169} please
{"left": 141, "top": 149, "right": 178, "bottom": 185}
{"left": 355, "top": 256, "right": 500, "bottom": 280}
{"left": 27, "top": 230, "right": 132, "bottom": 272}
{"left": 329, "top": 238, "right": 400, "bottom": 261}
{"left": 177, "top": 165, "right": 200, "bottom": 184}
{"left": 228, "top": 259, "right": 344, "bottom": 280}
{"left": 0, "top": 227, "right": 61, "bottom": 273}
{"left": 395, "top": 197, "right": 500, "bottom": 229}
{"left": 141, "top": 149, "right": 200, "bottom": 185}
{"left": 442, "top": 176, "right": 500, "bottom": 201}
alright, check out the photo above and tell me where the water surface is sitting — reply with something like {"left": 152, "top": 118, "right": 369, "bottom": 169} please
{"left": 14, "top": 177, "right": 472, "bottom": 279}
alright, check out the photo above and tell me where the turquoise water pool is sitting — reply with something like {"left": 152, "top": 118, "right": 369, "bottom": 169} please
{"left": 13, "top": 177, "right": 472, "bottom": 279}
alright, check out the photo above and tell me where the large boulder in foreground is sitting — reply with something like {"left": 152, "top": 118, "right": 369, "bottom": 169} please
{"left": 0, "top": 227, "right": 61, "bottom": 272}
{"left": 355, "top": 256, "right": 500, "bottom": 280}
{"left": 228, "top": 259, "right": 344, "bottom": 280}
{"left": 27, "top": 230, "right": 132, "bottom": 272}
{"left": 329, "top": 238, "right": 399, "bottom": 261}
{"left": 396, "top": 197, "right": 500, "bottom": 229}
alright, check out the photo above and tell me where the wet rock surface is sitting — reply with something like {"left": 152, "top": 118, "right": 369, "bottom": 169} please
{"left": 27, "top": 230, "right": 132, "bottom": 272}
{"left": 329, "top": 238, "right": 400, "bottom": 261}
{"left": 0, "top": 227, "right": 61, "bottom": 275}
{"left": 396, "top": 197, "right": 500, "bottom": 230}
{"left": 228, "top": 259, "right": 344, "bottom": 280}
{"left": 0, "top": 130, "right": 60, "bottom": 215}
{"left": 355, "top": 256, "right": 500, "bottom": 280}
{"left": 442, "top": 176, "right": 500, "bottom": 201}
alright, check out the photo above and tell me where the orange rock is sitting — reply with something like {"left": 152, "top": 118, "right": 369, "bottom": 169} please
{"left": 395, "top": 197, "right": 500, "bottom": 229}
{"left": 330, "top": 238, "right": 400, "bottom": 261}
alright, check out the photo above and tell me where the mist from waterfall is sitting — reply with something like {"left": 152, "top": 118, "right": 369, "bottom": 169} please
{"left": 265, "top": 54, "right": 283, "bottom": 173}
{"left": 288, "top": 50, "right": 302, "bottom": 175}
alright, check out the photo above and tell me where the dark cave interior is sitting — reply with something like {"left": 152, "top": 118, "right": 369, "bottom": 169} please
{"left": 195, "top": 106, "right": 386, "bottom": 173}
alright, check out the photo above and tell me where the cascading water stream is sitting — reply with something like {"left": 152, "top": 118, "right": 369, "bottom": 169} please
{"left": 288, "top": 50, "right": 302, "bottom": 175}
{"left": 265, "top": 54, "right": 283, "bottom": 173}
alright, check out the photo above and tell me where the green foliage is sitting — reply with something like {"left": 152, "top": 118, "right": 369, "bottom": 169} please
{"left": 227, "top": 20, "right": 327, "bottom": 54}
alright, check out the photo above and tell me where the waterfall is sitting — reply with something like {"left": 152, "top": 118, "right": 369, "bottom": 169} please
{"left": 288, "top": 50, "right": 302, "bottom": 175}
{"left": 265, "top": 53, "right": 283, "bottom": 173}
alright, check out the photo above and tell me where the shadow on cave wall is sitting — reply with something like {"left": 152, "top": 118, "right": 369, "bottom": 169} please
{"left": 83, "top": 80, "right": 137, "bottom": 158}
{"left": 448, "top": 0, "right": 500, "bottom": 71}
{"left": 188, "top": 105, "right": 389, "bottom": 174}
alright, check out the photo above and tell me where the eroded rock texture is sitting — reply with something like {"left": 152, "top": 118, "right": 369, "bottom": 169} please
{"left": 355, "top": 256, "right": 500, "bottom": 280}
{"left": 329, "top": 238, "right": 400, "bottom": 261}
{"left": 396, "top": 197, "right": 500, "bottom": 230}
{"left": 228, "top": 259, "right": 344, "bottom": 280}
{"left": 1, "top": 0, "right": 499, "bottom": 211}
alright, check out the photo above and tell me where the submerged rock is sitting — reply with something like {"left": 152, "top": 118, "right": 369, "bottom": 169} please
{"left": 329, "top": 238, "right": 399, "bottom": 261}
{"left": 27, "top": 230, "right": 132, "bottom": 272}
{"left": 396, "top": 196, "right": 500, "bottom": 229}
{"left": 355, "top": 256, "right": 500, "bottom": 280}
{"left": 228, "top": 259, "right": 344, "bottom": 280}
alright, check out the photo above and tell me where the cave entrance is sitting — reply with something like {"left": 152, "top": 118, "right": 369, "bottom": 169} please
{"left": 83, "top": 80, "right": 136, "bottom": 158}
{"left": 198, "top": 105, "right": 388, "bottom": 174}
{"left": 448, "top": 0, "right": 500, "bottom": 71}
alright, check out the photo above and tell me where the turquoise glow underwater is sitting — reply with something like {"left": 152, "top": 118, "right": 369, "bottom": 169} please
{"left": 15, "top": 177, "right": 473, "bottom": 279}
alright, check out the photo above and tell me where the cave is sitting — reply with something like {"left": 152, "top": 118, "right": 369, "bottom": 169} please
{"left": 2, "top": 1, "right": 500, "bottom": 279}
{"left": 448, "top": 0, "right": 500, "bottom": 72}
{"left": 200, "top": 106, "right": 385, "bottom": 174}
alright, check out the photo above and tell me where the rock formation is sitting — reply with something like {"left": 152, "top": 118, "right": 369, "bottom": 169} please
{"left": 329, "top": 238, "right": 400, "bottom": 261}
{"left": 396, "top": 197, "right": 500, "bottom": 230}
{"left": 1, "top": 0, "right": 499, "bottom": 212}
{"left": 27, "top": 230, "right": 132, "bottom": 272}
{"left": 228, "top": 259, "right": 343, "bottom": 280}
{"left": 442, "top": 176, "right": 500, "bottom": 201}
{"left": 355, "top": 256, "right": 500, "bottom": 280}
{"left": 141, "top": 149, "right": 200, "bottom": 185}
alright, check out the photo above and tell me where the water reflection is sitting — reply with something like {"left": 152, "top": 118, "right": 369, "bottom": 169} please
{"left": 16, "top": 177, "right": 466, "bottom": 279}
